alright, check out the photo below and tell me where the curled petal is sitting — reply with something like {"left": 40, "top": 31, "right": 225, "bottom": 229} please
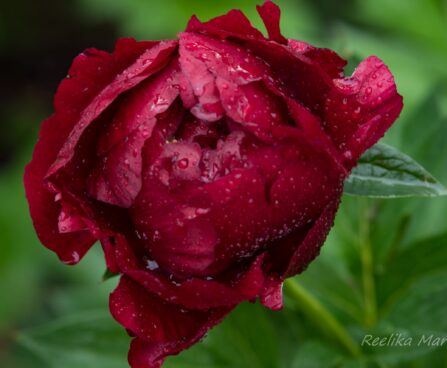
{"left": 110, "top": 276, "right": 232, "bottom": 368}
{"left": 257, "top": 1, "right": 288, "bottom": 44}
{"left": 113, "top": 234, "right": 267, "bottom": 310}
{"left": 47, "top": 40, "right": 178, "bottom": 179}
{"left": 288, "top": 39, "right": 347, "bottom": 79}
{"left": 324, "top": 56, "right": 403, "bottom": 167}
{"left": 186, "top": 10, "right": 265, "bottom": 41}
{"left": 283, "top": 199, "right": 340, "bottom": 277}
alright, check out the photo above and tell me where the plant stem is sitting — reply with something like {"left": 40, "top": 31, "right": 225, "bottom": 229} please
{"left": 360, "top": 199, "right": 378, "bottom": 327}
{"left": 284, "top": 278, "right": 361, "bottom": 357}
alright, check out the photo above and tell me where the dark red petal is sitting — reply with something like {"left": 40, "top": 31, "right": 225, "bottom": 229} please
{"left": 282, "top": 199, "right": 341, "bottom": 278}
{"left": 277, "top": 99, "right": 347, "bottom": 175}
{"left": 245, "top": 39, "right": 334, "bottom": 114}
{"left": 288, "top": 39, "right": 347, "bottom": 79}
{"left": 88, "top": 126, "right": 149, "bottom": 208}
{"left": 24, "top": 115, "right": 97, "bottom": 265}
{"left": 87, "top": 66, "right": 181, "bottom": 208}
{"left": 185, "top": 10, "right": 265, "bottom": 41}
{"left": 323, "top": 56, "right": 403, "bottom": 166}
{"left": 24, "top": 39, "right": 159, "bottom": 264}
{"left": 110, "top": 276, "right": 232, "bottom": 368}
{"left": 216, "top": 79, "right": 289, "bottom": 141}
{"left": 47, "top": 40, "right": 178, "bottom": 179}
{"left": 97, "top": 61, "right": 180, "bottom": 156}
{"left": 256, "top": 1, "right": 288, "bottom": 44}
{"left": 113, "top": 234, "right": 266, "bottom": 310}
{"left": 100, "top": 236, "right": 120, "bottom": 274}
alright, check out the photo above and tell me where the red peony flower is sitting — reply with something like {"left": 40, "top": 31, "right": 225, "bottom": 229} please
{"left": 24, "top": 2, "right": 403, "bottom": 367}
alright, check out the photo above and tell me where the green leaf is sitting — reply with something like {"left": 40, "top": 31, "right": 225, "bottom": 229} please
{"left": 16, "top": 311, "right": 129, "bottom": 368}
{"left": 166, "top": 302, "right": 280, "bottom": 368}
{"left": 367, "top": 271, "right": 447, "bottom": 365}
{"left": 102, "top": 269, "right": 119, "bottom": 282}
{"left": 344, "top": 143, "right": 447, "bottom": 198}
{"left": 377, "top": 232, "right": 447, "bottom": 309}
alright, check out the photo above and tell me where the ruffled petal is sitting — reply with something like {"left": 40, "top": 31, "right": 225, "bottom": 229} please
{"left": 260, "top": 277, "right": 284, "bottom": 310}
{"left": 185, "top": 9, "right": 265, "bottom": 41}
{"left": 288, "top": 39, "right": 347, "bottom": 79}
{"left": 110, "top": 276, "right": 232, "bottom": 368}
{"left": 47, "top": 40, "right": 178, "bottom": 179}
{"left": 179, "top": 32, "right": 288, "bottom": 140}
{"left": 245, "top": 39, "right": 334, "bottom": 113}
{"left": 256, "top": 1, "right": 288, "bottom": 44}
{"left": 323, "top": 56, "right": 403, "bottom": 167}
{"left": 24, "top": 114, "right": 97, "bottom": 264}
{"left": 113, "top": 234, "right": 267, "bottom": 310}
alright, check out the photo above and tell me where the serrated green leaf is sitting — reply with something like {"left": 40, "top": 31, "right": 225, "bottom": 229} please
{"left": 344, "top": 143, "right": 447, "bottom": 198}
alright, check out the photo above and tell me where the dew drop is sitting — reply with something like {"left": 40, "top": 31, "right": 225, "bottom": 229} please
{"left": 177, "top": 158, "right": 189, "bottom": 169}
{"left": 343, "top": 150, "right": 353, "bottom": 160}
{"left": 146, "top": 259, "right": 159, "bottom": 271}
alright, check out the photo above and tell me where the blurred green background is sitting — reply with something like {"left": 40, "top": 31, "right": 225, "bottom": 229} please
{"left": 1, "top": 0, "right": 446, "bottom": 367}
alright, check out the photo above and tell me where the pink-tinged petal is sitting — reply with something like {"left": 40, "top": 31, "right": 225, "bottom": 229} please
{"left": 47, "top": 40, "right": 178, "bottom": 179}
{"left": 178, "top": 35, "right": 227, "bottom": 122}
{"left": 179, "top": 32, "right": 287, "bottom": 140}
{"left": 106, "top": 102, "right": 185, "bottom": 209}
{"left": 282, "top": 199, "right": 341, "bottom": 277}
{"left": 256, "top": 1, "right": 288, "bottom": 44}
{"left": 97, "top": 61, "right": 180, "bottom": 156}
{"left": 113, "top": 235, "right": 267, "bottom": 310}
{"left": 110, "top": 277, "right": 232, "bottom": 368}
{"left": 57, "top": 197, "right": 97, "bottom": 234}
{"left": 260, "top": 277, "right": 283, "bottom": 310}
{"left": 179, "top": 32, "right": 268, "bottom": 86}
{"left": 185, "top": 10, "right": 265, "bottom": 41}
{"left": 87, "top": 126, "right": 148, "bottom": 208}
{"left": 288, "top": 39, "right": 347, "bottom": 79}
{"left": 324, "top": 56, "right": 403, "bottom": 166}
{"left": 216, "top": 79, "right": 289, "bottom": 141}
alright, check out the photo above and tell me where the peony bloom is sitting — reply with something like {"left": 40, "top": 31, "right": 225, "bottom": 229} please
{"left": 24, "top": 2, "right": 403, "bottom": 367}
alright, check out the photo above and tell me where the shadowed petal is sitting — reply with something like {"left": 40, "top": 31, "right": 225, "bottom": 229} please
{"left": 110, "top": 277, "right": 232, "bottom": 368}
{"left": 24, "top": 39, "right": 156, "bottom": 264}
{"left": 112, "top": 234, "right": 267, "bottom": 310}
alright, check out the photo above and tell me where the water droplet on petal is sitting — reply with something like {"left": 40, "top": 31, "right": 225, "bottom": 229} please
{"left": 146, "top": 259, "right": 159, "bottom": 270}
{"left": 177, "top": 158, "right": 189, "bottom": 169}
{"left": 343, "top": 150, "right": 353, "bottom": 160}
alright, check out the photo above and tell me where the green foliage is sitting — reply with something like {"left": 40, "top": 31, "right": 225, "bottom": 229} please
{"left": 344, "top": 143, "right": 447, "bottom": 198}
